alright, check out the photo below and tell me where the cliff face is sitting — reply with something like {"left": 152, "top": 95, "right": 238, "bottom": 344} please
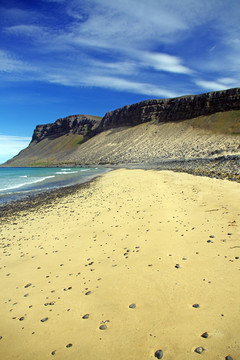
{"left": 2, "top": 88, "right": 240, "bottom": 167}
{"left": 98, "top": 88, "right": 240, "bottom": 130}
{"left": 32, "top": 114, "right": 102, "bottom": 144}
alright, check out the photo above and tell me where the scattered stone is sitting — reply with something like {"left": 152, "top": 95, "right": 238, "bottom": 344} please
{"left": 40, "top": 317, "right": 48, "bottom": 322}
{"left": 85, "top": 291, "right": 91, "bottom": 295}
{"left": 66, "top": 344, "right": 72, "bottom": 348}
{"left": 175, "top": 264, "right": 180, "bottom": 268}
{"left": 225, "top": 356, "right": 233, "bottom": 360}
{"left": 99, "top": 324, "right": 107, "bottom": 330}
{"left": 209, "top": 235, "right": 215, "bottom": 238}
{"left": 201, "top": 332, "right": 208, "bottom": 338}
{"left": 0, "top": 336, "right": 2, "bottom": 340}
{"left": 82, "top": 314, "right": 89, "bottom": 319}
{"left": 194, "top": 347, "right": 204, "bottom": 354}
{"left": 207, "top": 240, "right": 213, "bottom": 243}
{"left": 51, "top": 350, "right": 56, "bottom": 355}
{"left": 24, "top": 283, "right": 32, "bottom": 288}
{"left": 154, "top": 349, "right": 163, "bottom": 359}
{"left": 19, "top": 317, "right": 25, "bottom": 321}
{"left": 192, "top": 304, "right": 200, "bottom": 308}
{"left": 129, "top": 303, "right": 136, "bottom": 309}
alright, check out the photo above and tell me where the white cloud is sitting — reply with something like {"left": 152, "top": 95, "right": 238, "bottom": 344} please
{"left": 195, "top": 77, "right": 239, "bottom": 92}
{"left": 0, "top": 135, "right": 31, "bottom": 163}
{"left": 5, "top": 25, "right": 45, "bottom": 37}
{"left": 82, "top": 75, "right": 180, "bottom": 98}
{"left": 1, "top": 0, "right": 240, "bottom": 97}
{"left": 140, "top": 52, "right": 193, "bottom": 74}
{"left": 0, "top": 49, "right": 37, "bottom": 73}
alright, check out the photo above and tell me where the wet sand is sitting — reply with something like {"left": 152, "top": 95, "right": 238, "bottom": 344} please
{"left": 0, "top": 169, "right": 240, "bottom": 360}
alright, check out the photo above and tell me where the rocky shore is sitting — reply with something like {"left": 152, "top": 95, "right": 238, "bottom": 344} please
{"left": 123, "top": 155, "right": 240, "bottom": 182}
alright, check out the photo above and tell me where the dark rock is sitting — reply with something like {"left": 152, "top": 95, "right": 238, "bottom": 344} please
{"left": 175, "top": 264, "right": 180, "bottom": 268}
{"left": 82, "top": 314, "right": 89, "bottom": 319}
{"left": 0, "top": 336, "right": 2, "bottom": 340}
{"left": 192, "top": 304, "right": 200, "bottom": 308}
{"left": 99, "top": 88, "right": 240, "bottom": 130}
{"left": 225, "top": 356, "right": 234, "bottom": 360}
{"left": 40, "top": 317, "right": 48, "bottom": 322}
{"left": 194, "top": 347, "right": 205, "bottom": 354}
{"left": 24, "top": 283, "right": 32, "bottom": 288}
{"left": 66, "top": 343, "right": 72, "bottom": 348}
{"left": 99, "top": 324, "right": 107, "bottom": 330}
{"left": 129, "top": 303, "right": 136, "bottom": 309}
{"left": 19, "top": 317, "right": 25, "bottom": 321}
{"left": 154, "top": 349, "right": 163, "bottom": 359}
{"left": 201, "top": 332, "right": 208, "bottom": 338}
{"left": 32, "top": 115, "right": 101, "bottom": 144}
{"left": 85, "top": 291, "right": 91, "bottom": 295}
{"left": 51, "top": 350, "right": 56, "bottom": 355}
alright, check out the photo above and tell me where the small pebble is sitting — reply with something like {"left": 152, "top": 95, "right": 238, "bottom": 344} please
{"left": 129, "top": 303, "right": 136, "bottom": 309}
{"left": 24, "top": 283, "right": 32, "bottom": 288}
{"left": 201, "top": 332, "right": 208, "bottom": 338}
{"left": 66, "top": 344, "right": 72, "bottom": 348}
{"left": 19, "top": 317, "right": 25, "bottom": 321}
{"left": 85, "top": 291, "right": 91, "bottom": 295}
{"left": 99, "top": 324, "right": 107, "bottom": 330}
{"left": 51, "top": 350, "right": 56, "bottom": 355}
{"left": 192, "top": 304, "right": 200, "bottom": 308}
{"left": 154, "top": 349, "right": 163, "bottom": 359}
{"left": 225, "top": 356, "right": 233, "bottom": 360}
{"left": 40, "top": 317, "right": 48, "bottom": 322}
{"left": 0, "top": 336, "right": 2, "bottom": 340}
{"left": 82, "top": 314, "right": 89, "bottom": 319}
{"left": 194, "top": 347, "right": 204, "bottom": 354}
{"left": 175, "top": 264, "right": 180, "bottom": 268}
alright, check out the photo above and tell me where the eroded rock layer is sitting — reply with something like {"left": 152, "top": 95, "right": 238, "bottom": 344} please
{"left": 98, "top": 88, "right": 240, "bottom": 130}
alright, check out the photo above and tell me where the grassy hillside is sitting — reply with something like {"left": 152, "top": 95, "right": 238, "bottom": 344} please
{"left": 188, "top": 110, "right": 240, "bottom": 135}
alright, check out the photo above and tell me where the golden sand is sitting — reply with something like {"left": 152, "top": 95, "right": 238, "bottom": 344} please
{"left": 0, "top": 169, "right": 239, "bottom": 360}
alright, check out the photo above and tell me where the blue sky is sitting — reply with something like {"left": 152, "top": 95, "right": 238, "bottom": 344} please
{"left": 0, "top": 0, "right": 240, "bottom": 163}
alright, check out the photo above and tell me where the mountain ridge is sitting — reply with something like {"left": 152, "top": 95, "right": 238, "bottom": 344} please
{"left": 2, "top": 88, "right": 240, "bottom": 167}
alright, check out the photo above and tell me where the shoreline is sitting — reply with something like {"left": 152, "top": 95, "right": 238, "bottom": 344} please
{"left": 0, "top": 175, "right": 102, "bottom": 222}
{"left": 1, "top": 154, "right": 239, "bottom": 220}
{"left": 0, "top": 169, "right": 239, "bottom": 359}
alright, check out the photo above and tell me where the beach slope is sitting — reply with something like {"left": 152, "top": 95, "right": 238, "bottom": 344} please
{"left": 0, "top": 169, "right": 239, "bottom": 360}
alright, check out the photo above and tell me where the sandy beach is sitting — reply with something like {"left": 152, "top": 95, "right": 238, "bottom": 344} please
{"left": 0, "top": 169, "right": 240, "bottom": 360}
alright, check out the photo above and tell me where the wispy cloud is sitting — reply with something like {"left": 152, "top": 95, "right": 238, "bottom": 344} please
{"left": 1, "top": 0, "right": 240, "bottom": 96}
{"left": 195, "top": 77, "right": 239, "bottom": 91}
{"left": 0, "top": 49, "right": 37, "bottom": 73}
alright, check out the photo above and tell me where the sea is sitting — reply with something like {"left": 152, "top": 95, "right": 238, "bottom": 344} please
{"left": 0, "top": 167, "right": 110, "bottom": 205}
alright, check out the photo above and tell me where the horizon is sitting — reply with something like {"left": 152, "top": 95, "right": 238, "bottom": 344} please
{"left": 1, "top": 0, "right": 240, "bottom": 163}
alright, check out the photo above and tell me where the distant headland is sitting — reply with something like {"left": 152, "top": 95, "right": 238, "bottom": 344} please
{"left": 2, "top": 88, "right": 240, "bottom": 171}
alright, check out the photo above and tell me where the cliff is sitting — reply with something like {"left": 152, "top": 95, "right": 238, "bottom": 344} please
{"left": 98, "top": 88, "right": 240, "bottom": 130}
{"left": 2, "top": 88, "right": 240, "bottom": 167}
{"left": 31, "top": 114, "right": 102, "bottom": 144}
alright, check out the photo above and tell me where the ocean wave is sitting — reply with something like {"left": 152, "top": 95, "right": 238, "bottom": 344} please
{"left": 0, "top": 175, "right": 55, "bottom": 192}
{"left": 55, "top": 171, "right": 78, "bottom": 174}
